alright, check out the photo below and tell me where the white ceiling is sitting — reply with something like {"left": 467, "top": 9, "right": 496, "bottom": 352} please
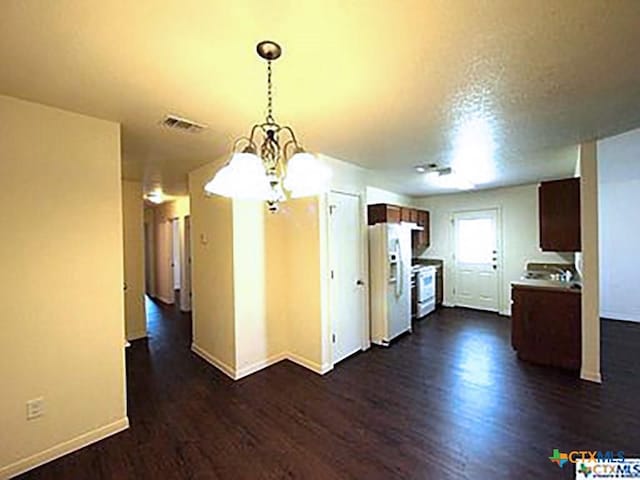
{"left": 2, "top": 1, "right": 640, "bottom": 197}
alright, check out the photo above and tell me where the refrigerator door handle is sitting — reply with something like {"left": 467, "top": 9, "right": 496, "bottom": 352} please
{"left": 396, "top": 238, "right": 403, "bottom": 297}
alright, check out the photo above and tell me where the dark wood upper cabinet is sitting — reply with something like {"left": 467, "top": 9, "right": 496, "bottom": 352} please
{"left": 539, "top": 178, "right": 581, "bottom": 252}
{"left": 413, "top": 210, "right": 430, "bottom": 252}
{"left": 368, "top": 204, "right": 430, "bottom": 251}
{"left": 400, "top": 207, "right": 418, "bottom": 223}
{"left": 367, "top": 203, "right": 401, "bottom": 225}
{"left": 400, "top": 207, "right": 411, "bottom": 222}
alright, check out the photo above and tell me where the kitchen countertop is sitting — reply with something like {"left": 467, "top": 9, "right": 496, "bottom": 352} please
{"left": 511, "top": 278, "right": 582, "bottom": 294}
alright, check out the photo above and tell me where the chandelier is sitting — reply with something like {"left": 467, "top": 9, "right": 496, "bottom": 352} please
{"left": 204, "top": 41, "right": 331, "bottom": 212}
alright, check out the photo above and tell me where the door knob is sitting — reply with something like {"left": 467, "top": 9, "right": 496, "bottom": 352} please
{"left": 356, "top": 279, "right": 365, "bottom": 286}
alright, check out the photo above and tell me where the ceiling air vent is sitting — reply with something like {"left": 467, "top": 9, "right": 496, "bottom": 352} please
{"left": 161, "top": 114, "right": 207, "bottom": 133}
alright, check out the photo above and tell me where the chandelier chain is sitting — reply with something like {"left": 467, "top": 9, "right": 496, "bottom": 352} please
{"left": 266, "top": 60, "right": 275, "bottom": 124}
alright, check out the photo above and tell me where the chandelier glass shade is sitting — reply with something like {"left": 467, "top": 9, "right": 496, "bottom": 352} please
{"left": 204, "top": 41, "right": 331, "bottom": 212}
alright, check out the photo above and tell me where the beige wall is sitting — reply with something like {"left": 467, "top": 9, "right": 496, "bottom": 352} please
{"left": 417, "top": 184, "right": 573, "bottom": 315}
{"left": 279, "top": 198, "right": 327, "bottom": 371}
{"left": 579, "top": 141, "right": 601, "bottom": 383}
{"left": 264, "top": 204, "right": 289, "bottom": 358}
{"left": 232, "top": 200, "right": 271, "bottom": 375}
{"left": 189, "top": 159, "right": 338, "bottom": 378}
{"left": 189, "top": 163, "right": 236, "bottom": 375}
{"left": 122, "top": 180, "right": 147, "bottom": 340}
{"left": 0, "top": 95, "right": 127, "bottom": 477}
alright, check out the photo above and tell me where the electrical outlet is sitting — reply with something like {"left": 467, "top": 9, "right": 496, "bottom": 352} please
{"left": 26, "top": 397, "right": 44, "bottom": 420}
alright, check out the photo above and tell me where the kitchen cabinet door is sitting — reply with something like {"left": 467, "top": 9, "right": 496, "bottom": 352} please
{"left": 539, "top": 178, "right": 581, "bottom": 251}
{"left": 367, "top": 204, "right": 401, "bottom": 225}
{"left": 511, "top": 286, "right": 581, "bottom": 371}
{"left": 416, "top": 210, "right": 430, "bottom": 249}
{"left": 400, "top": 207, "right": 412, "bottom": 222}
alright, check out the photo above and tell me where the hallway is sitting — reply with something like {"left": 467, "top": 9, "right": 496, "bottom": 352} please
{"left": 18, "top": 304, "right": 640, "bottom": 479}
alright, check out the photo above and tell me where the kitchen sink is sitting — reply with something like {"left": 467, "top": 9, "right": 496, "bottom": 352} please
{"left": 523, "top": 271, "right": 547, "bottom": 280}
{"left": 524, "top": 270, "right": 574, "bottom": 282}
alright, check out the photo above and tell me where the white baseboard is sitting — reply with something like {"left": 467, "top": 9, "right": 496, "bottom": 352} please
{"left": 126, "top": 330, "right": 147, "bottom": 342}
{"left": 580, "top": 369, "right": 602, "bottom": 384}
{"left": 287, "top": 352, "right": 332, "bottom": 375}
{"left": 191, "top": 343, "right": 332, "bottom": 380}
{"left": 1, "top": 417, "right": 129, "bottom": 479}
{"left": 235, "top": 353, "right": 287, "bottom": 380}
{"left": 601, "top": 311, "right": 640, "bottom": 323}
{"left": 191, "top": 343, "right": 236, "bottom": 379}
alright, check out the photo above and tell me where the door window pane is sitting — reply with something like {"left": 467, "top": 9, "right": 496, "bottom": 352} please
{"left": 457, "top": 218, "right": 494, "bottom": 264}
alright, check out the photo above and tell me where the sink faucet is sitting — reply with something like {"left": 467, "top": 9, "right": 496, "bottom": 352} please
{"left": 546, "top": 266, "right": 572, "bottom": 282}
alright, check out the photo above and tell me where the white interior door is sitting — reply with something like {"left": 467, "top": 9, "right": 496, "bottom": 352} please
{"left": 156, "top": 220, "right": 174, "bottom": 304}
{"left": 328, "top": 191, "right": 366, "bottom": 364}
{"left": 453, "top": 209, "right": 500, "bottom": 311}
{"left": 144, "top": 222, "right": 153, "bottom": 296}
{"left": 171, "top": 218, "right": 181, "bottom": 291}
{"left": 181, "top": 216, "right": 192, "bottom": 312}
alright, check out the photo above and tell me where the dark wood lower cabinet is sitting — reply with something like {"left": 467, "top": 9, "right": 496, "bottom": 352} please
{"left": 511, "top": 285, "right": 581, "bottom": 371}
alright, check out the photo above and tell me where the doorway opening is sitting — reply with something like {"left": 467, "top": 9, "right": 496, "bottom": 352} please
{"left": 452, "top": 209, "right": 501, "bottom": 312}
{"left": 141, "top": 201, "right": 192, "bottom": 347}
{"left": 327, "top": 191, "right": 367, "bottom": 365}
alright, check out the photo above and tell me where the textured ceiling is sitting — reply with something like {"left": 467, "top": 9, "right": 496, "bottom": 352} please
{"left": 1, "top": 1, "right": 640, "bottom": 196}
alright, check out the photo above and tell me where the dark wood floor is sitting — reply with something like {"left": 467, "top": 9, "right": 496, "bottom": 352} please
{"left": 19, "top": 302, "right": 640, "bottom": 479}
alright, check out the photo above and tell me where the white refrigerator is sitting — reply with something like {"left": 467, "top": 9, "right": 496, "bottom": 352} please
{"left": 369, "top": 223, "right": 412, "bottom": 346}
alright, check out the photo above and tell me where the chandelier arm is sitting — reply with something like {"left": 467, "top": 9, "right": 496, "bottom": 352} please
{"left": 279, "top": 125, "right": 301, "bottom": 150}
{"left": 232, "top": 136, "right": 257, "bottom": 153}
{"left": 283, "top": 140, "right": 299, "bottom": 159}
{"left": 247, "top": 124, "right": 264, "bottom": 148}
